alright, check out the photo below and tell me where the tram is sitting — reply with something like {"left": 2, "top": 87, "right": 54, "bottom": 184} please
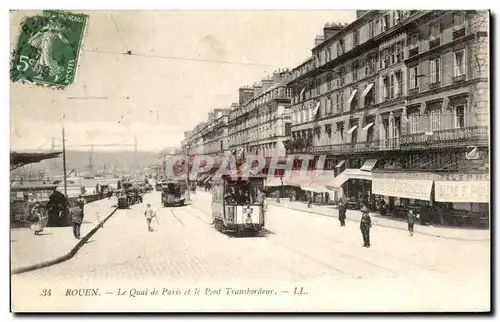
{"left": 211, "top": 172, "right": 266, "bottom": 235}
{"left": 161, "top": 180, "right": 187, "bottom": 207}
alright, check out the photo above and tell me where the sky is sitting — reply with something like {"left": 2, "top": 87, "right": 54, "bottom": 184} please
{"left": 10, "top": 10, "right": 356, "bottom": 152}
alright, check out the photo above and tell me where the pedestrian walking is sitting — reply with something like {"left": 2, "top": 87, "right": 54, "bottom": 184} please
{"left": 407, "top": 209, "right": 415, "bottom": 236}
{"left": 69, "top": 203, "right": 84, "bottom": 239}
{"left": 307, "top": 194, "right": 312, "bottom": 208}
{"left": 30, "top": 202, "right": 48, "bottom": 235}
{"left": 144, "top": 203, "right": 155, "bottom": 232}
{"left": 76, "top": 195, "right": 86, "bottom": 210}
{"left": 360, "top": 205, "right": 372, "bottom": 247}
{"left": 338, "top": 199, "right": 347, "bottom": 227}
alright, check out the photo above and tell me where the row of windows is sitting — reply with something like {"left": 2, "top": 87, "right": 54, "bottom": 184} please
{"left": 409, "top": 49, "right": 467, "bottom": 91}
{"left": 314, "top": 11, "right": 412, "bottom": 69}
{"left": 229, "top": 123, "right": 291, "bottom": 146}
{"left": 230, "top": 87, "right": 291, "bottom": 121}
{"left": 295, "top": 47, "right": 467, "bottom": 108}
{"left": 291, "top": 106, "right": 468, "bottom": 149}
{"left": 292, "top": 11, "right": 471, "bottom": 104}
{"left": 293, "top": 10, "right": 415, "bottom": 80}
{"left": 229, "top": 108, "right": 283, "bottom": 134}
{"left": 407, "top": 106, "right": 466, "bottom": 133}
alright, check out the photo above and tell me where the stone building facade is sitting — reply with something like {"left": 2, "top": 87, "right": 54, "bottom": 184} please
{"left": 286, "top": 10, "right": 489, "bottom": 225}
{"left": 228, "top": 70, "right": 293, "bottom": 158}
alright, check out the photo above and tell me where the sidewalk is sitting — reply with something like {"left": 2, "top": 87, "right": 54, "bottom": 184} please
{"left": 268, "top": 199, "right": 490, "bottom": 242}
{"left": 10, "top": 197, "right": 118, "bottom": 273}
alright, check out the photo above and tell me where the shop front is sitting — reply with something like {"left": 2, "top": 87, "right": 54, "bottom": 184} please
{"left": 300, "top": 170, "right": 335, "bottom": 204}
{"left": 371, "top": 174, "right": 435, "bottom": 219}
{"left": 325, "top": 166, "right": 374, "bottom": 209}
{"left": 371, "top": 171, "right": 490, "bottom": 227}
{"left": 433, "top": 174, "right": 489, "bottom": 227}
{"left": 282, "top": 170, "right": 316, "bottom": 201}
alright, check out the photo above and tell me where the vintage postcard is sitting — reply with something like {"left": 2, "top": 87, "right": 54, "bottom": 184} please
{"left": 10, "top": 9, "right": 491, "bottom": 312}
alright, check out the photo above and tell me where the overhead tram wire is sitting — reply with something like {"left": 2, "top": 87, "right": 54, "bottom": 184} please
{"left": 80, "top": 48, "right": 282, "bottom": 68}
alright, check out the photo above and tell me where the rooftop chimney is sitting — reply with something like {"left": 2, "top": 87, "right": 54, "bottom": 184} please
{"left": 253, "top": 84, "right": 262, "bottom": 97}
{"left": 238, "top": 87, "right": 254, "bottom": 106}
{"left": 272, "top": 69, "right": 286, "bottom": 85}
{"left": 261, "top": 78, "right": 274, "bottom": 92}
{"left": 323, "top": 22, "right": 346, "bottom": 40}
{"left": 314, "top": 35, "right": 325, "bottom": 47}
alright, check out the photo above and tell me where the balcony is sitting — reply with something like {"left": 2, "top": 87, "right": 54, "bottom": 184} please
{"left": 408, "top": 87, "right": 419, "bottom": 95}
{"left": 409, "top": 47, "right": 419, "bottom": 57}
{"left": 400, "top": 126, "right": 489, "bottom": 150}
{"left": 429, "top": 37, "right": 441, "bottom": 49}
{"left": 429, "top": 82, "right": 441, "bottom": 90}
{"left": 452, "top": 74, "right": 466, "bottom": 83}
{"left": 453, "top": 26, "right": 466, "bottom": 40}
{"left": 286, "top": 138, "right": 401, "bottom": 155}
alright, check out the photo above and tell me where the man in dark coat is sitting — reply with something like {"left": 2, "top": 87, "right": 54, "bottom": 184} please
{"left": 69, "top": 203, "right": 84, "bottom": 239}
{"left": 360, "top": 205, "right": 372, "bottom": 247}
{"left": 407, "top": 209, "right": 416, "bottom": 236}
{"left": 338, "top": 199, "right": 347, "bottom": 227}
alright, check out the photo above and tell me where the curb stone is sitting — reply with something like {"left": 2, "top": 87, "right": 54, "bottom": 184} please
{"left": 267, "top": 203, "right": 489, "bottom": 242}
{"left": 11, "top": 207, "right": 118, "bottom": 275}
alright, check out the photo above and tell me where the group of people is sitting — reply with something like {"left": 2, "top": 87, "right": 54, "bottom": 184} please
{"left": 337, "top": 199, "right": 417, "bottom": 248}
{"left": 224, "top": 185, "right": 265, "bottom": 205}
{"left": 29, "top": 192, "right": 86, "bottom": 240}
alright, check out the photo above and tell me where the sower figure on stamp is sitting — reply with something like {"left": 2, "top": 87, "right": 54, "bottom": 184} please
{"left": 338, "top": 199, "right": 347, "bottom": 227}
{"left": 360, "top": 205, "right": 372, "bottom": 248}
{"left": 69, "top": 202, "right": 84, "bottom": 239}
{"left": 144, "top": 203, "right": 155, "bottom": 232}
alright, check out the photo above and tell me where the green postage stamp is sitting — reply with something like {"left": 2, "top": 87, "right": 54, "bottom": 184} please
{"left": 11, "top": 10, "right": 87, "bottom": 87}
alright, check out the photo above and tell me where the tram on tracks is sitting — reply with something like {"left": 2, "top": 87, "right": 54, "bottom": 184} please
{"left": 161, "top": 180, "right": 187, "bottom": 207}
{"left": 211, "top": 171, "right": 266, "bottom": 236}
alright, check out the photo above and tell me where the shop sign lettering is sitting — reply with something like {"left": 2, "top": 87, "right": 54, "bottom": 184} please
{"left": 434, "top": 181, "right": 490, "bottom": 203}
{"left": 372, "top": 178, "right": 434, "bottom": 201}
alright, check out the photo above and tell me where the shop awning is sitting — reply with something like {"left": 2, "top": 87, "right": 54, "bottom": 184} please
{"left": 360, "top": 159, "right": 378, "bottom": 172}
{"left": 347, "top": 89, "right": 357, "bottom": 106}
{"left": 361, "top": 83, "right": 373, "bottom": 100}
{"left": 343, "top": 168, "right": 374, "bottom": 180}
{"left": 335, "top": 160, "right": 346, "bottom": 168}
{"left": 266, "top": 176, "right": 282, "bottom": 187}
{"left": 203, "top": 176, "right": 212, "bottom": 183}
{"left": 434, "top": 180, "right": 489, "bottom": 203}
{"left": 282, "top": 170, "right": 316, "bottom": 187}
{"left": 312, "top": 101, "right": 320, "bottom": 116}
{"left": 325, "top": 174, "right": 349, "bottom": 190}
{"left": 346, "top": 125, "right": 358, "bottom": 134}
{"left": 326, "top": 168, "right": 374, "bottom": 191}
{"left": 362, "top": 122, "right": 374, "bottom": 131}
{"left": 301, "top": 170, "right": 335, "bottom": 193}
{"left": 372, "top": 178, "right": 434, "bottom": 201}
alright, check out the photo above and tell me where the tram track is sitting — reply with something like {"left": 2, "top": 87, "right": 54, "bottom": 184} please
{"left": 185, "top": 204, "right": 305, "bottom": 278}
{"left": 189, "top": 198, "right": 440, "bottom": 277}
{"left": 169, "top": 209, "right": 185, "bottom": 226}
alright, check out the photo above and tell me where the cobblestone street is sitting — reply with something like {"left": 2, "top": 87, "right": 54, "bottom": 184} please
{"left": 12, "top": 191, "right": 490, "bottom": 311}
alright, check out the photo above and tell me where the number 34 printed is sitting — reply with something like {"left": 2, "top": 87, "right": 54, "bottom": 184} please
{"left": 40, "top": 289, "right": 52, "bottom": 297}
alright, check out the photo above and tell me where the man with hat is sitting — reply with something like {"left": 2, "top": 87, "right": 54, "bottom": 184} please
{"left": 338, "top": 199, "right": 347, "bottom": 227}
{"left": 360, "top": 204, "right": 372, "bottom": 247}
{"left": 407, "top": 209, "right": 416, "bottom": 236}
